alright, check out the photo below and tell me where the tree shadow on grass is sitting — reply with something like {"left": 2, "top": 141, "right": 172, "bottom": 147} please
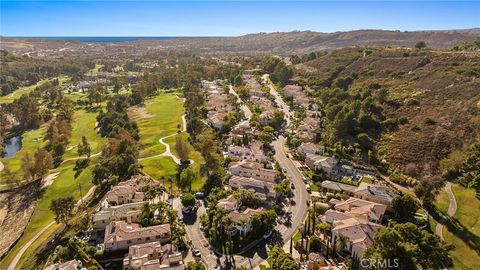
{"left": 73, "top": 158, "right": 90, "bottom": 178}
{"left": 428, "top": 204, "right": 480, "bottom": 256}
{"left": 444, "top": 216, "right": 480, "bottom": 256}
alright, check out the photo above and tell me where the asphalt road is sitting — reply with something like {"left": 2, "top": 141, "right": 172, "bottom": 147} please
{"left": 175, "top": 76, "right": 309, "bottom": 269}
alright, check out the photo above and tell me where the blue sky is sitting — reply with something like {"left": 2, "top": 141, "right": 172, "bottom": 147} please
{"left": 1, "top": 1, "right": 479, "bottom": 36}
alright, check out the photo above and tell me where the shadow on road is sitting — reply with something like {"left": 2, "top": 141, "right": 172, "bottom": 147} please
{"left": 182, "top": 211, "right": 198, "bottom": 225}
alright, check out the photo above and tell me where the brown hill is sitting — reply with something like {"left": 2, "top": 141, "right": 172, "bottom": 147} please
{"left": 1, "top": 29, "right": 479, "bottom": 56}
{"left": 296, "top": 47, "right": 480, "bottom": 178}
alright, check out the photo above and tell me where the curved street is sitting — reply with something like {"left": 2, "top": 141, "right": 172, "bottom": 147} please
{"left": 173, "top": 76, "right": 309, "bottom": 269}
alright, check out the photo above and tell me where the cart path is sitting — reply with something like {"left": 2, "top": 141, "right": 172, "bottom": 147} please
{"left": 7, "top": 185, "right": 96, "bottom": 270}
{"left": 435, "top": 182, "right": 457, "bottom": 240}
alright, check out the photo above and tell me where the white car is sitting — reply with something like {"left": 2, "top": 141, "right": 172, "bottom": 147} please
{"left": 192, "top": 247, "right": 201, "bottom": 257}
{"left": 263, "top": 231, "right": 273, "bottom": 239}
{"left": 306, "top": 184, "right": 311, "bottom": 193}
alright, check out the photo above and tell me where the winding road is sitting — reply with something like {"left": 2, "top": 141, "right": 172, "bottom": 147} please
{"left": 174, "top": 76, "right": 308, "bottom": 269}
{"left": 435, "top": 182, "right": 457, "bottom": 240}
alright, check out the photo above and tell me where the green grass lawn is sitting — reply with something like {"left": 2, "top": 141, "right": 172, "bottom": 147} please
{"left": 133, "top": 92, "right": 205, "bottom": 191}
{"left": 0, "top": 125, "right": 47, "bottom": 187}
{"left": 0, "top": 160, "right": 95, "bottom": 270}
{"left": 441, "top": 185, "right": 480, "bottom": 270}
{"left": 0, "top": 76, "right": 70, "bottom": 104}
{"left": 1, "top": 105, "right": 103, "bottom": 269}
{"left": 163, "top": 132, "right": 205, "bottom": 191}
{"left": 62, "top": 108, "right": 107, "bottom": 160}
{"left": 0, "top": 80, "right": 49, "bottom": 104}
{"left": 130, "top": 93, "right": 184, "bottom": 158}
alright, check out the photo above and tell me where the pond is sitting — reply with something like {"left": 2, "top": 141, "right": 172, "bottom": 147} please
{"left": 3, "top": 135, "right": 22, "bottom": 158}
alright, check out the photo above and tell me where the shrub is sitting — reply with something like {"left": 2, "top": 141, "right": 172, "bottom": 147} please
{"left": 398, "top": 116, "right": 408, "bottom": 125}
{"left": 423, "top": 117, "right": 436, "bottom": 125}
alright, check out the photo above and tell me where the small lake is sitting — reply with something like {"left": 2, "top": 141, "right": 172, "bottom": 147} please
{"left": 3, "top": 136, "right": 22, "bottom": 158}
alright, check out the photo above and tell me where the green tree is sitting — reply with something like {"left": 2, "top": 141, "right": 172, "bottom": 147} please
{"left": 181, "top": 192, "right": 196, "bottom": 209}
{"left": 364, "top": 222, "right": 453, "bottom": 269}
{"left": 175, "top": 137, "right": 190, "bottom": 162}
{"left": 178, "top": 167, "right": 198, "bottom": 191}
{"left": 33, "top": 148, "right": 54, "bottom": 179}
{"left": 77, "top": 135, "right": 92, "bottom": 158}
{"left": 268, "top": 245, "right": 299, "bottom": 270}
{"left": 309, "top": 235, "right": 322, "bottom": 253}
{"left": 186, "top": 259, "right": 206, "bottom": 270}
{"left": 392, "top": 193, "right": 419, "bottom": 223}
{"left": 50, "top": 196, "right": 76, "bottom": 224}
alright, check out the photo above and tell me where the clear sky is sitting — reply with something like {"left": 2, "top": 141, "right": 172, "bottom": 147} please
{"left": 1, "top": 1, "right": 479, "bottom": 36}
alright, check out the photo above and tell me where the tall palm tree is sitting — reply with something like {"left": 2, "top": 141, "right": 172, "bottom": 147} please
{"left": 335, "top": 234, "right": 349, "bottom": 259}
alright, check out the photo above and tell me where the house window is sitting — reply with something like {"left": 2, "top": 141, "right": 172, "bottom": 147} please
{"left": 127, "top": 240, "right": 132, "bottom": 244}
{"left": 146, "top": 237, "right": 150, "bottom": 240}
{"left": 156, "top": 235, "right": 160, "bottom": 239}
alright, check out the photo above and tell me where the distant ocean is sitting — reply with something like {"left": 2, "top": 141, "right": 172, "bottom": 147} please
{"left": 11, "top": 36, "right": 200, "bottom": 43}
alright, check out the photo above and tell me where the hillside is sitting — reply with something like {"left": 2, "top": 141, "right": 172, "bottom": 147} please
{"left": 1, "top": 28, "right": 479, "bottom": 56}
{"left": 295, "top": 47, "right": 480, "bottom": 179}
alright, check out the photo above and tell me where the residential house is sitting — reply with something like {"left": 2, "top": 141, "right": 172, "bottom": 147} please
{"left": 306, "top": 253, "right": 348, "bottom": 270}
{"left": 44, "top": 260, "right": 87, "bottom": 270}
{"left": 305, "top": 154, "right": 338, "bottom": 175}
{"left": 104, "top": 221, "right": 171, "bottom": 252}
{"left": 227, "top": 208, "right": 265, "bottom": 236}
{"left": 216, "top": 195, "right": 238, "bottom": 213}
{"left": 353, "top": 183, "right": 395, "bottom": 208}
{"left": 228, "top": 175, "right": 277, "bottom": 199}
{"left": 331, "top": 217, "right": 382, "bottom": 258}
{"left": 320, "top": 180, "right": 358, "bottom": 195}
{"left": 106, "top": 177, "right": 151, "bottom": 206}
{"left": 206, "top": 111, "right": 225, "bottom": 130}
{"left": 258, "top": 110, "right": 274, "bottom": 126}
{"left": 93, "top": 202, "right": 144, "bottom": 232}
{"left": 228, "top": 161, "right": 276, "bottom": 183}
{"left": 283, "top": 85, "right": 310, "bottom": 107}
{"left": 225, "top": 141, "right": 270, "bottom": 164}
{"left": 296, "top": 142, "right": 325, "bottom": 159}
{"left": 331, "top": 197, "right": 387, "bottom": 223}
{"left": 123, "top": 242, "right": 184, "bottom": 270}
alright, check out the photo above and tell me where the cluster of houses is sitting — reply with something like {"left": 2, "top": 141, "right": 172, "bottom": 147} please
{"left": 281, "top": 84, "right": 321, "bottom": 143}
{"left": 201, "top": 79, "right": 235, "bottom": 130}
{"left": 242, "top": 74, "right": 277, "bottom": 126}
{"left": 296, "top": 142, "right": 375, "bottom": 183}
{"left": 213, "top": 159, "right": 279, "bottom": 236}
{"left": 92, "top": 176, "right": 184, "bottom": 270}
{"left": 282, "top": 84, "right": 311, "bottom": 108}
{"left": 311, "top": 181, "right": 395, "bottom": 260}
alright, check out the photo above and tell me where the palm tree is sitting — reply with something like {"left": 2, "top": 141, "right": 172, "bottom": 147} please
{"left": 335, "top": 234, "right": 349, "bottom": 259}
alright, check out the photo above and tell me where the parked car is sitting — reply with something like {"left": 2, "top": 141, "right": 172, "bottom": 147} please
{"left": 192, "top": 247, "right": 201, "bottom": 257}
{"left": 302, "top": 177, "right": 307, "bottom": 183}
{"left": 290, "top": 182, "right": 295, "bottom": 189}
{"left": 195, "top": 192, "right": 205, "bottom": 199}
{"left": 306, "top": 184, "right": 311, "bottom": 193}
{"left": 263, "top": 231, "right": 273, "bottom": 239}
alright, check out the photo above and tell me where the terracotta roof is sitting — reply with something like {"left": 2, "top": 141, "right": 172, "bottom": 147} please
{"left": 104, "top": 221, "right": 171, "bottom": 244}
{"left": 228, "top": 208, "right": 265, "bottom": 224}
